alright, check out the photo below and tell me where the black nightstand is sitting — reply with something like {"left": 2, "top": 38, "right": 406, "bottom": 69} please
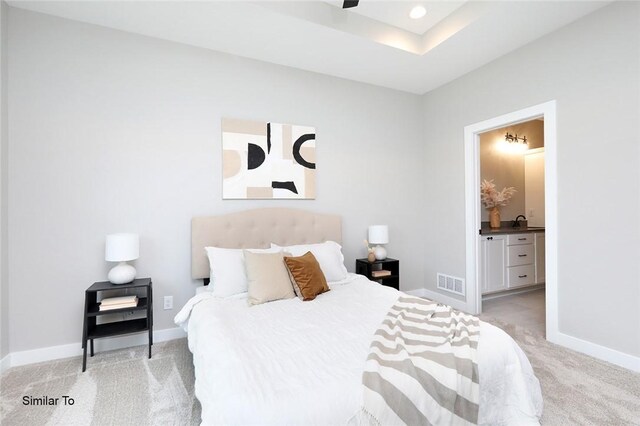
{"left": 356, "top": 258, "right": 400, "bottom": 290}
{"left": 82, "top": 278, "right": 153, "bottom": 372}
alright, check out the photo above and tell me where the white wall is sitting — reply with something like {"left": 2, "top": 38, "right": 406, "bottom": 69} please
{"left": 0, "top": 0, "right": 9, "bottom": 361}
{"left": 7, "top": 8, "right": 424, "bottom": 353}
{"left": 422, "top": 1, "right": 640, "bottom": 357}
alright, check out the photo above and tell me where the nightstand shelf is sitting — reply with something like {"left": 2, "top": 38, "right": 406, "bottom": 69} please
{"left": 82, "top": 278, "right": 153, "bottom": 372}
{"left": 356, "top": 258, "right": 400, "bottom": 290}
{"left": 372, "top": 274, "right": 399, "bottom": 280}
{"left": 87, "top": 318, "right": 149, "bottom": 339}
{"left": 86, "top": 297, "right": 148, "bottom": 316}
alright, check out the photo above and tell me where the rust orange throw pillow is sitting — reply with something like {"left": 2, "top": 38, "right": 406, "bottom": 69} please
{"left": 283, "top": 251, "right": 330, "bottom": 301}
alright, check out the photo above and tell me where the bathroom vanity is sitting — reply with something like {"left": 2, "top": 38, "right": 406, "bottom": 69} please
{"left": 479, "top": 227, "right": 545, "bottom": 295}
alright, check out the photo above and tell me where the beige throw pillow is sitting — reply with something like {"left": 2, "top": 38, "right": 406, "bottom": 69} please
{"left": 244, "top": 250, "right": 295, "bottom": 306}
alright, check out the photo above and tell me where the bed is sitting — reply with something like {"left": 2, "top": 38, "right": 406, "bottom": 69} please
{"left": 176, "top": 208, "right": 543, "bottom": 425}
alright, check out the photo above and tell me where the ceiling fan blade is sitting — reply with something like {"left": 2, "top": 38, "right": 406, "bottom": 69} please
{"left": 343, "top": 0, "right": 359, "bottom": 9}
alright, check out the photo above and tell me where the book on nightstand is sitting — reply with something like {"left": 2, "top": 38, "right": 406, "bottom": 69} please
{"left": 99, "top": 295, "right": 138, "bottom": 311}
{"left": 371, "top": 270, "right": 392, "bottom": 278}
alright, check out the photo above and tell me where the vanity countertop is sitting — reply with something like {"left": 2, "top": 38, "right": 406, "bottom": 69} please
{"left": 479, "top": 226, "right": 545, "bottom": 235}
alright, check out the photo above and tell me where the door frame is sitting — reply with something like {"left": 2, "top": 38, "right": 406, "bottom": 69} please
{"left": 463, "top": 100, "right": 558, "bottom": 342}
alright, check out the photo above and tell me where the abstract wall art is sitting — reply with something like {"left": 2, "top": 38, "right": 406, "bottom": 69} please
{"left": 222, "top": 118, "right": 316, "bottom": 199}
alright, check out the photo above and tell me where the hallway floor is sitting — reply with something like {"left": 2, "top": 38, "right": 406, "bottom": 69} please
{"left": 482, "top": 288, "right": 546, "bottom": 336}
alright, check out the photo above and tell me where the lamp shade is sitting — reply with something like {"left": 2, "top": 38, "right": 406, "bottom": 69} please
{"left": 105, "top": 233, "right": 139, "bottom": 262}
{"left": 368, "top": 225, "right": 389, "bottom": 245}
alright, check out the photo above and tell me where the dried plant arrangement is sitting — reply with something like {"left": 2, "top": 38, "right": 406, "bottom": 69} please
{"left": 480, "top": 179, "right": 517, "bottom": 208}
{"left": 364, "top": 239, "right": 375, "bottom": 262}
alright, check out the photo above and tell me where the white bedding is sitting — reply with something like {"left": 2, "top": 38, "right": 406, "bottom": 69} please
{"left": 175, "top": 274, "right": 542, "bottom": 425}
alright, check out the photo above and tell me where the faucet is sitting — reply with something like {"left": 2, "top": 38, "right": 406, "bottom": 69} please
{"left": 512, "top": 215, "right": 527, "bottom": 228}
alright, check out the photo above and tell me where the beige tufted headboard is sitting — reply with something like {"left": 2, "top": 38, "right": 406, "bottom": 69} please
{"left": 191, "top": 208, "right": 342, "bottom": 280}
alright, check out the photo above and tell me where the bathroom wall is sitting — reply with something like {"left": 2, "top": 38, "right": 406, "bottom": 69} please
{"left": 479, "top": 120, "right": 544, "bottom": 222}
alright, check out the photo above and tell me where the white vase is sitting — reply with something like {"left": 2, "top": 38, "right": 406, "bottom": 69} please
{"left": 108, "top": 262, "right": 136, "bottom": 284}
{"left": 374, "top": 245, "right": 387, "bottom": 261}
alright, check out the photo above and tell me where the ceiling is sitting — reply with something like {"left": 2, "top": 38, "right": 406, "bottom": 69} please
{"left": 8, "top": 1, "right": 610, "bottom": 94}
{"left": 324, "top": 1, "right": 466, "bottom": 35}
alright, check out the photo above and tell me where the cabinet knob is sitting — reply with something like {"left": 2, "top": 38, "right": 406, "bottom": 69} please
{"left": 487, "top": 237, "right": 493, "bottom": 240}
{"left": 518, "top": 274, "right": 528, "bottom": 278}
{"left": 518, "top": 254, "right": 527, "bottom": 257}
{"left": 518, "top": 238, "right": 527, "bottom": 241}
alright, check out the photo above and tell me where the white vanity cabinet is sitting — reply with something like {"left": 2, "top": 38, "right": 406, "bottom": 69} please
{"left": 506, "top": 234, "right": 535, "bottom": 289}
{"left": 481, "top": 231, "right": 545, "bottom": 295}
{"left": 535, "top": 233, "right": 545, "bottom": 284}
{"left": 480, "top": 235, "right": 507, "bottom": 293}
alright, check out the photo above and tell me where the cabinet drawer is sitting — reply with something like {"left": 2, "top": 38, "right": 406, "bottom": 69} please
{"left": 508, "top": 265, "right": 535, "bottom": 287}
{"left": 507, "top": 234, "right": 533, "bottom": 245}
{"left": 507, "top": 244, "right": 534, "bottom": 267}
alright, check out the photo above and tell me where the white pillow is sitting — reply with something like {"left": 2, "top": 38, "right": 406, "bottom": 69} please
{"left": 204, "top": 246, "right": 280, "bottom": 297}
{"left": 271, "top": 241, "right": 348, "bottom": 282}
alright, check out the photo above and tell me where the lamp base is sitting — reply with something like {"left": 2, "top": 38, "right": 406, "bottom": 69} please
{"left": 108, "top": 262, "right": 136, "bottom": 284}
{"left": 374, "top": 245, "right": 387, "bottom": 261}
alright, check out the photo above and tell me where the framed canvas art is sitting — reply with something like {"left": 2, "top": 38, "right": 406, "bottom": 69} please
{"left": 222, "top": 118, "right": 316, "bottom": 199}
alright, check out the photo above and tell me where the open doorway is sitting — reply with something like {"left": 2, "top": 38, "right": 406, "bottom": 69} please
{"left": 463, "top": 101, "right": 558, "bottom": 342}
{"left": 478, "top": 119, "right": 546, "bottom": 335}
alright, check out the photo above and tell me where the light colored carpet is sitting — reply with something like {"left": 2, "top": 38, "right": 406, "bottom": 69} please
{"left": 478, "top": 314, "right": 640, "bottom": 425}
{"left": 0, "top": 340, "right": 201, "bottom": 425}
{"left": 1, "top": 322, "right": 639, "bottom": 425}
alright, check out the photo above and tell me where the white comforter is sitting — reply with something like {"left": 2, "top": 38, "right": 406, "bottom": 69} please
{"left": 175, "top": 274, "right": 542, "bottom": 425}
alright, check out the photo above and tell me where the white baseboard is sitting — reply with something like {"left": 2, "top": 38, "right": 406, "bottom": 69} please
{"left": 0, "top": 352, "right": 10, "bottom": 373}
{"left": 1, "top": 327, "right": 186, "bottom": 373}
{"left": 552, "top": 332, "right": 640, "bottom": 373}
{"left": 405, "top": 288, "right": 468, "bottom": 312}
{"left": 404, "top": 288, "right": 425, "bottom": 297}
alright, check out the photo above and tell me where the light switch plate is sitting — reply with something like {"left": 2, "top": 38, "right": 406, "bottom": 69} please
{"left": 163, "top": 296, "right": 173, "bottom": 310}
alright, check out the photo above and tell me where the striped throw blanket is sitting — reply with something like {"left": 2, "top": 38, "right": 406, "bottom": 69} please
{"left": 360, "top": 295, "right": 480, "bottom": 426}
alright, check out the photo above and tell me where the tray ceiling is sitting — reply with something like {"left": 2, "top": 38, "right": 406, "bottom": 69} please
{"left": 8, "top": 1, "right": 610, "bottom": 94}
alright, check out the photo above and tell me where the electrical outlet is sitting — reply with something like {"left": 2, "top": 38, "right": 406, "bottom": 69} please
{"left": 529, "top": 209, "right": 535, "bottom": 217}
{"left": 163, "top": 296, "right": 173, "bottom": 310}
{"left": 122, "top": 310, "right": 138, "bottom": 321}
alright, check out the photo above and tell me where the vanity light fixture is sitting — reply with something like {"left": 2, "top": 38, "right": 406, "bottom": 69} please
{"left": 409, "top": 5, "right": 427, "bottom": 19}
{"left": 505, "top": 132, "right": 528, "bottom": 146}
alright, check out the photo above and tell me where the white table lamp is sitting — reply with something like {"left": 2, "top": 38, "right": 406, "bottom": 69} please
{"left": 368, "top": 225, "right": 389, "bottom": 260}
{"left": 105, "top": 233, "right": 139, "bottom": 284}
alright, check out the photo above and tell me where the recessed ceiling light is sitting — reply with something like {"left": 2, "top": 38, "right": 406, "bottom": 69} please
{"left": 409, "top": 5, "right": 427, "bottom": 19}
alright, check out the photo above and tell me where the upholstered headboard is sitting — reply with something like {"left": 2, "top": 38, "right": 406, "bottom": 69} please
{"left": 191, "top": 208, "right": 342, "bottom": 280}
